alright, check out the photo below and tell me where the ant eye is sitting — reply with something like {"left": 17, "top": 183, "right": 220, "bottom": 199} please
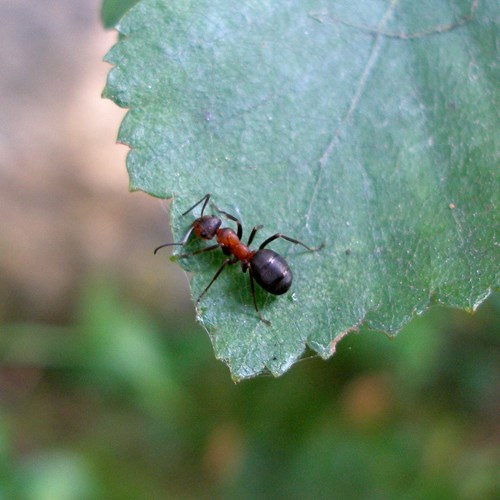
{"left": 201, "top": 231, "right": 207, "bottom": 238}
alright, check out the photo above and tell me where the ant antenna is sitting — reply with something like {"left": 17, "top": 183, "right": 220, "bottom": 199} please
{"left": 154, "top": 194, "right": 212, "bottom": 254}
{"left": 181, "top": 193, "right": 211, "bottom": 217}
{"left": 153, "top": 226, "right": 194, "bottom": 254}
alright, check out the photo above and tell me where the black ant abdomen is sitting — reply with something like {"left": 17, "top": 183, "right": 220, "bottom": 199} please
{"left": 251, "top": 249, "right": 292, "bottom": 295}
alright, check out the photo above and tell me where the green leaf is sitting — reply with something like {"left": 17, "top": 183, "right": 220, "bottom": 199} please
{"left": 101, "top": 0, "right": 142, "bottom": 29}
{"left": 103, "top": 0, "right": 499, "bottom": 380}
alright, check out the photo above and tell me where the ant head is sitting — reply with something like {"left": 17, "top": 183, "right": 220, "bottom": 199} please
{"left": 192, "top": 216, "right": 221, "bottom": 240}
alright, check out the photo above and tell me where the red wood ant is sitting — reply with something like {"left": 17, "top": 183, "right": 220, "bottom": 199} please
{"left": 154, "top": 194, "right": 322, "bottom": 324}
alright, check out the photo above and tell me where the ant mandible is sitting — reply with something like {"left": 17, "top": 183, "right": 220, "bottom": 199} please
{"left": 154, "top": 194, "right": 322, "bottom": 325}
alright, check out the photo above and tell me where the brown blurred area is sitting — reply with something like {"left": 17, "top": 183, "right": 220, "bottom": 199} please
{"left": 0, "top": 0, "right": 191, "bottom": 324}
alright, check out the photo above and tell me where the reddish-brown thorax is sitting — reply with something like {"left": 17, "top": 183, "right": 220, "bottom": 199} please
{"left": 216, "top": 228, "right": 254, "bottom": 262}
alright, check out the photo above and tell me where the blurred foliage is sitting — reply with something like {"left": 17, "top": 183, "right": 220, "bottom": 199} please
{"left": 0, "top": 279, "right": 498, "bottom": 498}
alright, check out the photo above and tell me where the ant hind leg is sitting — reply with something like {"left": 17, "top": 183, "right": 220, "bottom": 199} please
{"left": 249, "top": 269, "right": 271, "bottom": 325}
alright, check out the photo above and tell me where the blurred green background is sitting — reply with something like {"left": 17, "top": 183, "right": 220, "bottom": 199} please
{"left": 0, "top": 2, "right": 498, "bottom": 499}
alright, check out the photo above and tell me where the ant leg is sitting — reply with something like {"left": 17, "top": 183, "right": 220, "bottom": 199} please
{"left": 247, "top": 225, "right": 263, "bottom": 246}
{"left": 177, "top": 244, "right": 220, "bottom": 259}
{"left": 154, "top": 226, "right": 195, "bottom": 254}
{"left": 248, "top": 268, "right": 271, "bottom": 325}
{"left": 211, "top": 203, "right": 243, "bottom": 240}
{"left": 181, "top": 194, "right": 211, "bottom": 216}
{"left": 196, "top": 257, "right": 237, "bottom": 304}
{"left": 259, "top": 233, "right": 324, "bottom": 252}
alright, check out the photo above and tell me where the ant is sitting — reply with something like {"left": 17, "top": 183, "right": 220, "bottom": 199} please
{"left": 154, "top": 194, "right": 322, "bottom": 325}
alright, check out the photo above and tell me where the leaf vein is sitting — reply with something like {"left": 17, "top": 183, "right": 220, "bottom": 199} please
{"left": 305, "top": 0, "right": 399, "bottom": 226}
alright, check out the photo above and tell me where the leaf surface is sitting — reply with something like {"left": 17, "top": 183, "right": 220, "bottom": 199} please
{"left": 101, "top": 0, "right": 141, "bottom": 29}
{"left": 103, "top": 0, "right": 499, "bottom": 379}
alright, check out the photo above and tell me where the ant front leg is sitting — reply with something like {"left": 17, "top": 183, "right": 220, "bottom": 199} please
{"left": 211, "top": 203, "right": 243, "bottom": 240}
{"left": 196, "top": 257, "right": 238, "bottom": 304}
{"left": 259, "top": 233, "right": 323, "bottom": 252}
{"left": 247, "top": 225, "right": 263, "bottom": 246}
{"left": 177, "top": 244, "right": 220, "bottom": 259}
